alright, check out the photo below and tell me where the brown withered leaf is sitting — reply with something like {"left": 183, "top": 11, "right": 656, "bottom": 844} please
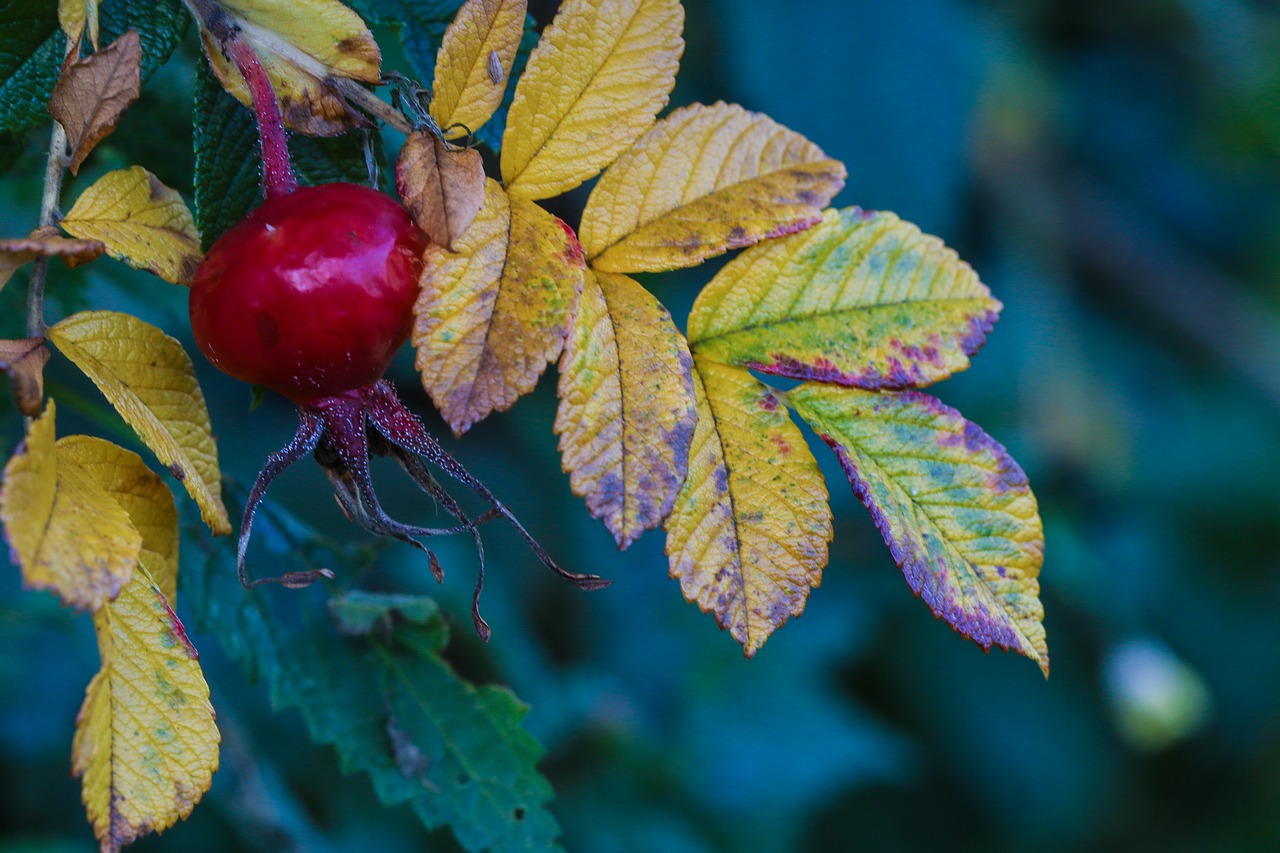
{"left": 49, "top": 29, "right": 141, "bottom": 175}
{"left": 0, "top": 338, "right": 51, "bottom": 417}
{"left": 0, "top": 232, "right": 106, "bottom": 291}
{"left": 395, "top": 131, "right": 485, "bottom": 251}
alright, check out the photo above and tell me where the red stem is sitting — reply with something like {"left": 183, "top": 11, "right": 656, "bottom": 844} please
{"left": 226, "top": 37, "right": 297, "bottom": 199}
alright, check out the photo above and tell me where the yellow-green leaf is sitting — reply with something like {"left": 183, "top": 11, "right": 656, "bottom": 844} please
{"left": 688, "top": 208, "right": 1001, "bottom": 390}
{"left": 414, "top": 178, "right": 584, "bottom": 434}
{"left": 0, "top": 402, "right": 140, "bottom": 611}
{"left": 58, "top": 436, "right": 179, "bottom": 605}
{"left": 555, "top": 269, "right": 696, "bottom": 548}
{"left": 47, "top": 311, "right": 231, "bottom": 535}
{"left": 59, "top": 166, "right": 201, "bottom": 286}
{"left": 430, "top": 0, "right": 526, "bottom": 136}
{"left": 581, "top": 101, "right": 846, "bottom": 273}
{"left": 198, "top": 0, "right": 380, "bottom": 136}
{"left": 789, "top": 383, "right": 1048, "bottom": 674}
{"left": 664, "top": 357, "right": 831, "bottom": 657}
{"left": 73, "top": 563, "right": 219, "bottom": 850}
{"left": 59, "top": 0, "right": 99, "bottom": 49}
{"left": 500, "top": 0, "right": 683, "bottom": 200}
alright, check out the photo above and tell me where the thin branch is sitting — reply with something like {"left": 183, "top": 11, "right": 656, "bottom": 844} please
{"left": 26, "top": 121, "right": 68, "bottom": 337}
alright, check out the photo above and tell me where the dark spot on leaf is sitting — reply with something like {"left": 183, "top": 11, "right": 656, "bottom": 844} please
{"left": 758, "top": 391, "right": 778, "bottom": 412}
{"left": 167, "top": 463, "right": 187, "bottom": 483}
{"left": 727, "top": 225, "right": 748, "bottom": 244}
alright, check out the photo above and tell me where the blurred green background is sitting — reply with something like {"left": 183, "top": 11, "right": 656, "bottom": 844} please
{"left": 4, "top": 0, "right": 1280, "bottom": 850}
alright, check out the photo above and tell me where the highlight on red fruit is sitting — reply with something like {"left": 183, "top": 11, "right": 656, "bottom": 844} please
{"left": 189, "top": 182, "right": 427, "bottom": 405}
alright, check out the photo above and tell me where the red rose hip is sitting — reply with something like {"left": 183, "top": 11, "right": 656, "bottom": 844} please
{"left": 189, "top": 182, "right": 427, "bottom": 405}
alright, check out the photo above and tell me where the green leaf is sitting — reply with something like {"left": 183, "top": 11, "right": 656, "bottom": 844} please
{"left": 183, "top": 513, "right": 561, "bottom": 852}
{"left": 350, "top": 0, "right": 536, "bottom": 150}
{"left": 688, "top": 207, "right": 1001, "bottom": 390}
{"left": 0, "top": 0, "right": 186, "bottom": 135}
{"left": 787, "top": 382, "right": 1048, "bottom": 675}
{"left": 193, "top": 63, "right": 382, "bottom": 250}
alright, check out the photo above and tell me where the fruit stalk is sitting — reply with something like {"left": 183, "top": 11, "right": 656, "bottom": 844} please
{"left": 225, "top": 38, "right": 298, "bottom": 199}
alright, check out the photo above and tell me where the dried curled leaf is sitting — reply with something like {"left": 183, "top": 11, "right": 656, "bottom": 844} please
{"left": 414, "top": 178, "right": 583, "bottom": 434}
{"left": 581, "top": 101, "right": 846, "bottom": 273}
{"left": 430, "top": 0, "right": 526, "bottom": 136}
{"left": 395, "top": 130, "right": 485, "bottom": 251}
{"left": 198, "top": 0, "right": 380, "bottom": 135}
{"left": 0, "top": 402, "right": 140, "bottom": 611}
{"left": 47, "top": 311, "right": 231, "bottom": 535}
{"left": 556, "top": 270, "right": 696, "bottom": 548}
{"left": 501, "top": 0, "right": 684, "bottom": 200}
{"left": 0, "top": 231, "right": 105, "bottom": 291}
{"left": 789, "top": 383, "right": 1048, "bottom": 674}
{"left": 73, "top": 564, "right": 219, "bottom": 850}
{"left": 688, "top": 208, "right": 1001, "bottom": 390}
{"left": 59, "top": 166, "right": 201, "bottom": 286}
{"left": 665, "top": 357, "right": 832, "bottom": 657}
{"left": 0, "top": 337, "right": 51, "bottom": 417}
{"left": 49, "top": 28, "right": 141, "bottom": 174}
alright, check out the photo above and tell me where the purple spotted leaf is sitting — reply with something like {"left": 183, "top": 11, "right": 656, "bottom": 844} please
{"left": 787, "top": 382, "right": 1048, "bottom": 674}
{"left": 687, "top": 208, "right": 999, "bottom": 390}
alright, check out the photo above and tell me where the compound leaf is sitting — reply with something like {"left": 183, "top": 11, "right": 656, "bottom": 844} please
{"left": 688, "top": 208, "right": 1001, "bottom": 390}
{"left": 59, "top": 166, "right": 201, "bottom": 286}
{"left": 414, "top": 178, "right": 583, "bottom": 434}
{"left": 788, "top": 383, "right": 1048, "bottom": 674}
{"left": 429, "top": 0, "right": 525, "bottom": 137}
{"left": 556, "top": 269, "right": 696, "bottom": 548}
{"left": 665, "top": 356, "right": 832, "bottom": 657}
{"left": 0, "top": 401, "right": 139, "bottom": 611}
{"left": 73, "top": 563, "right": 218, "bottom": 850}
{"left": 183, "top": 524, "right": 561, "bottom": 852}
{"left": 47, "top": 310, "right": 231, "bottom": 535}
{"left": 501, "top": 0, "right": 683, "bottom": 200}
{"left": 582, "top": 101, "right": 846, "bottom": 273}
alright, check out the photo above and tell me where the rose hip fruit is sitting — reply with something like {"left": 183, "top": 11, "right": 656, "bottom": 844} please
{"left": 189, "top": 182, "right": 427, "bottom": 405}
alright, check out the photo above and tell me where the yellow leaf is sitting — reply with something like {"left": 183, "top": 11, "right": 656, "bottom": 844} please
{"left": 48, "top": 311, "right": 231, "bottom": 535}
{"left": 58, "top": 436, "right": 179, "bottom": 605}
{"left": 73, "top": 563, "right": 219, "bottom": 850}
{"left": 555, "top": 269, "right": 696, "bottom": 548}
{"left": 0, "top": 402, "right": 140, "bottom": 611}
{"left": 664, "top": 357, "right": 832, "bottom": 657}
{"left": 415, "top": 179, "right": 584, "bottom": 434}
{"left": 59, "top": 0, "right": 99, "bottom": 49}
{"left": 395, "top": 131, "right": 486, "bottom": 251}
{"left": 199, "top": 0, "right": 380, "bottom": 136}
{"left": 60, "top": 166, "right": 201, "bottom": 286}
{"left": 430, "top": 0, "right": 526, "bottom": 136}
{"left": 49, "top": 29, "right": 142, "bottom": 175}
{"left": 581, "top": 101, "right": 846, "bottom": 272}
{"left": 500, "top": 0, "right": 683, "bottom": 201}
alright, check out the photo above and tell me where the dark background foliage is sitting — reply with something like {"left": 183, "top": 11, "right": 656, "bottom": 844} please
{"left": 3, "top": 0, "right": 1280, "bottom": 850}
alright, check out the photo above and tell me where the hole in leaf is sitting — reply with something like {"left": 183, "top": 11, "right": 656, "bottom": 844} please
{"left": 514, "top": 807, "right": 525, "bottom": 821}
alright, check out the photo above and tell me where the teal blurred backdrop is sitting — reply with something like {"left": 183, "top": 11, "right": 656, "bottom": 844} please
{"left": 3, "top": 0, "right": 1280, "bottom": 850}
